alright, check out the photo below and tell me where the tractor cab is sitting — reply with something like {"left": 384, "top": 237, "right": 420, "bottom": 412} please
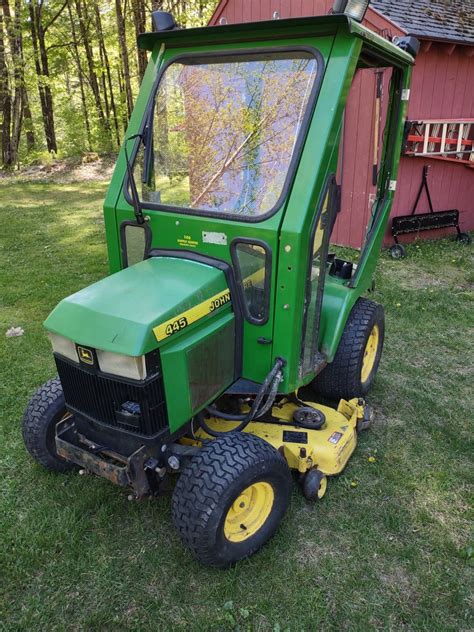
{"left": 23, "top": 10, "right": 418, "bottom": 568}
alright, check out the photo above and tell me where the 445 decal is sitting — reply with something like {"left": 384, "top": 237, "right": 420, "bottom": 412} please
{"left": 165, "top": 316, "right": 189, "bottom": 337}
{"left": 153, "top": 288, "right": 231, "bottom": 342}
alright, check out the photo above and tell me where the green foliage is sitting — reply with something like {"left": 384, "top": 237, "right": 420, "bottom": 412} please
{"left": 1, "top": 0, "right": 219, "bottom": 168}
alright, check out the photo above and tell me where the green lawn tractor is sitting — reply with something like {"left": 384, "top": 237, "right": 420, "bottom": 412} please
{"left": 22, "top": 8, "right": 419, "bottom": 568}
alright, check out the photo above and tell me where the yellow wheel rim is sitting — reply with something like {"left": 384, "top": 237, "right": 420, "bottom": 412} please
{"left": 223, "top": 482, "right": 274, "bottom": 543}
{"left": 361, "top": 324, "right": 379, "bottom": 383}
{"left": 317, "top": 475, "right": 328, "bottom": 499}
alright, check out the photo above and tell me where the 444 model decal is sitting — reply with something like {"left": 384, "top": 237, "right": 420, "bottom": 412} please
{"left": 153, "top": 288, "right": 231, "bottom": 342}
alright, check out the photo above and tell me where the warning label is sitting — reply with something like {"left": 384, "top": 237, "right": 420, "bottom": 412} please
{"left": 328, "top": 431, "right": 343, "bottom": 444}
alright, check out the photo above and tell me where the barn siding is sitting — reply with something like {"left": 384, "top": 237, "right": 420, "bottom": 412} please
{"left": 393, "top": 44, "right": 474, "bottom": 244}
{"left": 210, "top": 1, "right": 474, "bottom": 248}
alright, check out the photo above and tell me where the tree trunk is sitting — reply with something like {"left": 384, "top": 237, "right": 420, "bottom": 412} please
{"left": 0, "top": 6, "right": 12, "bottom": 166}
{"left": 73, "top": 0, "right": 109, "bottom": 137}
{"left": 115, "top": 0, "right": 133, "bottom": 120}
{"left": 22, "top": 88, "right": 35, "bottom": 152}
{"left": 28, "top": 0, "right": 57, "bottom": 153}
{"left": 93, "top": 0, "right": 120, "bottom": 146}
{"left": 131, "top": 0, "right": 147, "bottom": 82}
{"left": 1, "top": 0, "right": 22, "bottom": 165}
{"left": 67, "top": 0, "right": 92, "bottom": 151}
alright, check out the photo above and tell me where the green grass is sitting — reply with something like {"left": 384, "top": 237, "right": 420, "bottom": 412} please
{"left": 1, "top": 180, "right": 473, "bottom": 631}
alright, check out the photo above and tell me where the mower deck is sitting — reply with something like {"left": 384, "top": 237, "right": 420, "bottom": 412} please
{"left": 188, "top": 398, "right": 370, "bottom": 476}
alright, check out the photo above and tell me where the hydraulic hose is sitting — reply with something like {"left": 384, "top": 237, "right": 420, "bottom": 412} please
{"left": 198, "top": 358, "right": 285, "bottom": 437}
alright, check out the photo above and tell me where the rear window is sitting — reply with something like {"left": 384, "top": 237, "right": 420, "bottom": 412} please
{"left": 135, "top": 50, "right": 320, "bottom": 219}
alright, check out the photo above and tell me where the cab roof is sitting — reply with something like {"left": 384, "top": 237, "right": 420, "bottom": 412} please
{"left": 138, "top": 14, "right": 415, "bottom": 67}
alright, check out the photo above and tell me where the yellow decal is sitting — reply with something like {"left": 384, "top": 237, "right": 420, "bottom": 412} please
{"left": 77, "top": 346, "right": 94, "bottom": 365}
{"left": 153, "top": 288, "right": 231, "bottom": 342}
{"left": 177, "top": 234, "right": 199, "bottom": 248}
{"left": 152, "top": 265, "right": 265, "bottom": 343}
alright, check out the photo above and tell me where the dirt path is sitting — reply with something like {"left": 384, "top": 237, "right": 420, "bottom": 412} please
{"left": 0, "top": 154, "right": 117, "bottom": 184}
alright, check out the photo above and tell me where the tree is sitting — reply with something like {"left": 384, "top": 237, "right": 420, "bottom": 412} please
{"left": 0, "top": 5, "right": 12, "bottom": 164}
{"left": 28, "top": 0, "right": 68, "bottom": 154}
{"left": 66, "top": 0, "right": 92, "bottom": 151}
{"left": 73, "top": 0, "right": 110, "bottom": 140}
{"left": 93, "top": 0, "right": 120, "bottom": 146}
{"left": 1, "top": 0, "right": 36, "bottom": 165}
{"left": 115, "top": 0, "right": 133, "bottom": 120}
{"left": 131, "top": 0, "right": 147, "bottom": 82}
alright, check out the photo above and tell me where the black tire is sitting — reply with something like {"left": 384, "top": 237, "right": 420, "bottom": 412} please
{"left": 302, "top": 468, "right": 327, "bottom": 501}
{"left": 389, "top": 243, "right": 406, "bottom": 259}
{"left": 22, "top": 377, "right": 75, "bottom": 473}
{"left": 313, "top": 298, "right": 385, "bottom": 400}
{"left": 172, "top": 433, "right": 291, "bottom": 568}
{"left": 457, "top": 232, "right": 471, "bottom": 245}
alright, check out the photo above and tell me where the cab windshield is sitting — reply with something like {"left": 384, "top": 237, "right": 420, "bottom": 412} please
{"left": 136, "top": 50, "right": 319, "bottom": 219}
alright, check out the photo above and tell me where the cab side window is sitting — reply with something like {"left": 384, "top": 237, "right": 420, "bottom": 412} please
{"left": 231, "top": 240, "right": 271, "bottom": 325}
{"left": 120, "top": 221, "right": 152, "bottom": 268}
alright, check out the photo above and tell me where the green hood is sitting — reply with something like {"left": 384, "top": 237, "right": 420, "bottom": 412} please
{"left": 44, "top": 257, "right": 228, "bottom": 356}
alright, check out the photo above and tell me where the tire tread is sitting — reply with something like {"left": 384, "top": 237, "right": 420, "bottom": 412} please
{"left": 22, "top": 377, "right": 73, "bottom": 472}
{"left": 172, "top": 433, "right": 290, "bottom": 567}
{"left": 314, "top": 298, "right": 384, "bottom": 400}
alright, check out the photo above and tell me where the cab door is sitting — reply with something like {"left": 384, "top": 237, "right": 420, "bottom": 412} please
{"left": 299, "top": 175, "right": 339, "bottom": 378}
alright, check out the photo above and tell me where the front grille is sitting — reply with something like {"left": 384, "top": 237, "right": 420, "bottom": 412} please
{"left": 55, "top": 355, "right": 168, "bottom": 437}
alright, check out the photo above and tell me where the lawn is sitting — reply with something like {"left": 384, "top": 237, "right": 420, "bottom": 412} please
{"left": 0, "top": 180, "right": 472, "bottom": 631}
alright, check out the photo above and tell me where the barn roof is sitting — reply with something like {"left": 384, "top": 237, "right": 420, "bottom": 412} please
{"left": 371, "top": 0, "right": 474, "bottom": 44}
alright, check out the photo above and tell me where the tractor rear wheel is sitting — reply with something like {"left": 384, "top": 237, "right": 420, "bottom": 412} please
{"left": 313, "top": 298, "right": 385, "bottom": 400}
{"left": 172, "top": 433, "right": 291, "bottom": 568}
{"left": 22, "top": 377, "right": 75, "bottom": 473}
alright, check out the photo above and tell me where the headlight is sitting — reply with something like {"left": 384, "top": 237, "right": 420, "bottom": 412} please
{"left": 49, "top": 333, "right": 78, "bottom": 363}
{"left": 96, "top": 350, "right": 147, "bottom": 380}
{"left": 49, "top": 333, "right": 146, "bottom": 380}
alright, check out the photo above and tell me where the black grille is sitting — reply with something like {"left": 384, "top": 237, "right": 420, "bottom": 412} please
{"left": 55, "top": 355, "right": 168, "bottom": 437}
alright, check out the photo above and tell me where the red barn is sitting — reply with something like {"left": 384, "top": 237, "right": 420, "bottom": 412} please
{"left": 209, "top": 0, "right": 474, "bottom": 249}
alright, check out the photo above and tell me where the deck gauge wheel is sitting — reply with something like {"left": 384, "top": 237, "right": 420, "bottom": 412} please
{"left": 356, "top": 404, "right": 374, "bottom": 432}
{"left": 302, "top": 468, "right": 327, "bottom": 501}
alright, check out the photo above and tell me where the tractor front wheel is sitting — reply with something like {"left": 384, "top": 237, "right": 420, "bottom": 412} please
{"left": 22, "top": 377, "right": 75, "bottom": 473}
{"left": 313, "top": 298, "right": 385, "bottom": 400}
{"left": 172, "top": 433, "right": 291, "bottom": 568}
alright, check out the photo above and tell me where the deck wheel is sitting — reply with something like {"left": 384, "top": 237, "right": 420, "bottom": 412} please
{"left": 302, "top": 468, "right": 327, "bottom": 501}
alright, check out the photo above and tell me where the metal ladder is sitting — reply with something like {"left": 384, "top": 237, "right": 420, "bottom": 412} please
{"left": 403, "top": 119, "right": 474, "bottom": 167}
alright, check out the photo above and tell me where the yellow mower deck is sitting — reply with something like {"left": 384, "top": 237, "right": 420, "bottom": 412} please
{"left": 184, "top": 398, "right": 367, "bottom": 477}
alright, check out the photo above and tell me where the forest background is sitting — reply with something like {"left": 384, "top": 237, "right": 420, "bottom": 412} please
{"left": 0, "top": 0, "right": 218, "bottom": 169}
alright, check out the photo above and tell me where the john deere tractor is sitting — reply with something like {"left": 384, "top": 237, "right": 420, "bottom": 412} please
{"left": 22, "top": 8, "right": 418, "bottom": 567}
